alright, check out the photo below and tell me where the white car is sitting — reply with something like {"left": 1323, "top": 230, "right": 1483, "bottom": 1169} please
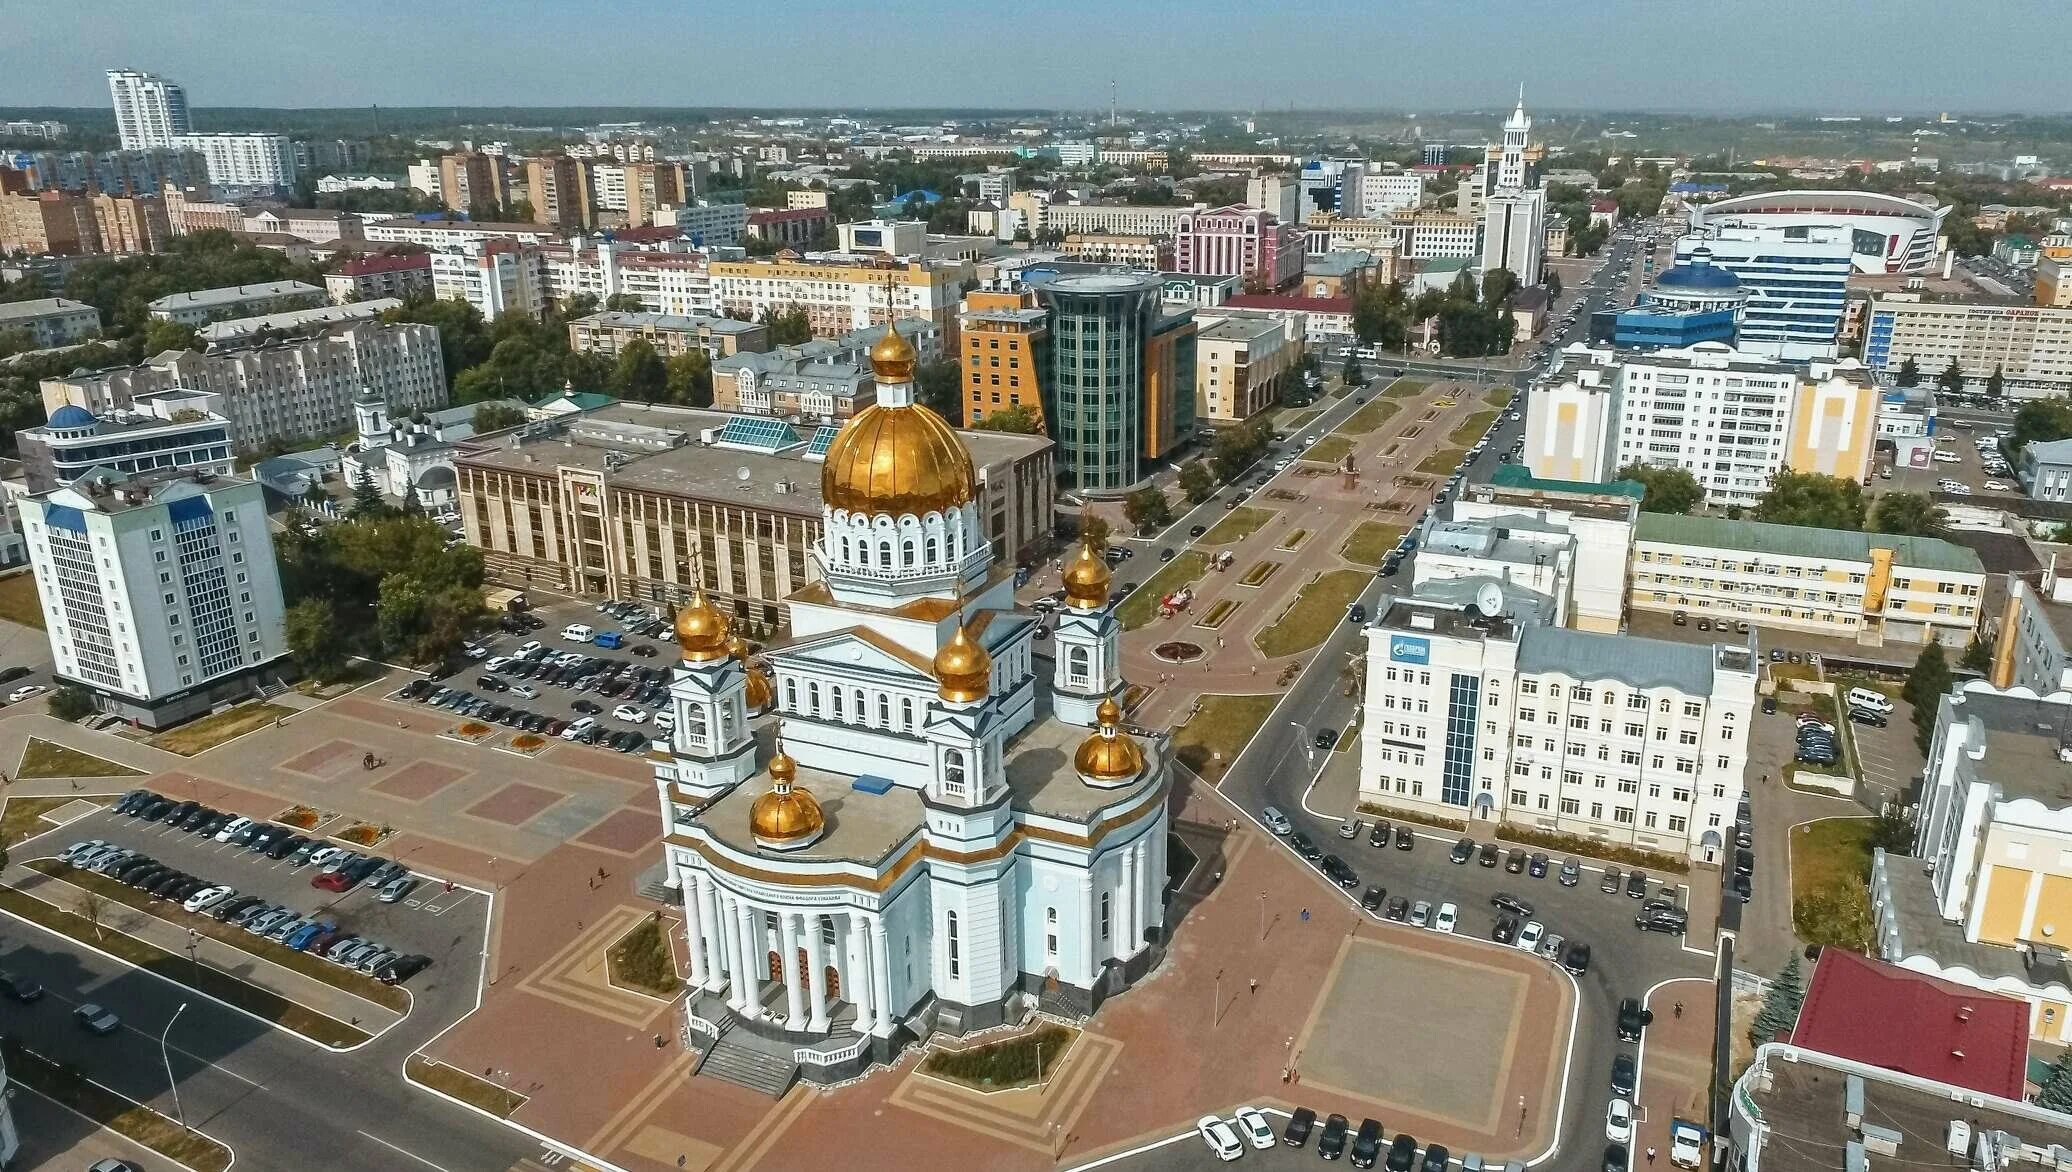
{"left": 1233, "top": 1106, "right": 1275, "bottom": 1150}
{"left": 562, "top": 716, "right": 598, "bottom": 741}
{"left": 517, "top": 641, "right": 543, "bottom": 656}
{"left": 1606, "top": 1097, "right": 1634, "bottom": 1144}
{"left": 511, "top": 684, "right": 539, "bottom": 700}
{"left": 1434, "top": 902, "right": 1458, "bottom": 933}
{"left": 1931, "top": 450, "right": 1959, "bottom": 463}
{"left": 462, "top": 642, "right": 488, "bottom": 659}
{"left": 612, "top": 704, "right": 648, "bottom": 724}
{"left": 653, "top": 710, "right": 676, "bottom": 731}
{"left": 1515, "top": 920, "right": 1546, "bottom": 952}
{"left": 1196, "top": 1116, "right": 1244, "bottom": 1162}
{"left": 184, "top": 885, "right": 235, "bottom": 913}
{"left": 483, "top": 656, "right": 514, "bottom": 673}
{"left": 1984, "top": 480, "right": 2013, "bottom": 492}
{"left": 5, "top": 684, "right": 44, "bottom": 704}
{"left": 214, "top": 816, "right": 254, "bottom": 843}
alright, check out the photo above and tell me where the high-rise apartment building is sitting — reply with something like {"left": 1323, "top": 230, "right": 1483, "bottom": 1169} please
{"left": 89, "top": 192, "right": 172, "bottom": 254}
{"left": 106, "top": 69, "right": 191, "bottom": 150}
{"left": 0, "top": 191, "right": 99, "bottom": 255}
{"left": 438, "top": 151, "right": 504, "bottom": 215}
{"left": 1674, "top": 225, "right": 1852, "bottom": 360}
{"left": 19, "top": 468, "right": 288, "bottom": 728}
{"left": 524, "top": 155, "right": 591, "bottom": 231}
{"left": 41, "top": 319, "right": 448, "bottom": 448}
{"left": 175, "top": 133, "right": 295, "bottom": 193}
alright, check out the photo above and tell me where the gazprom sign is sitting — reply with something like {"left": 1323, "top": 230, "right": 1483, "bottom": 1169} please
{"left": 1389, "top": 635, "right": 1430, "bottom": 665}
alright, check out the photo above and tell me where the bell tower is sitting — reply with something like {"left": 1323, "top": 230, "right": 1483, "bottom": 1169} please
{"left": 1051, "top": 537, "right": 1123, "bottom": 726}
{"left": 663, "top": 591, "right": 757, "bottom": 800}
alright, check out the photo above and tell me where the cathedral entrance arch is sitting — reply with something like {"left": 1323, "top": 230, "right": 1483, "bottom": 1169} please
{"left": 825, "top": 966, "right": 841, "bottom": 1000}
{"left": 768, "top": 950, "right": 783, "bottom": 981}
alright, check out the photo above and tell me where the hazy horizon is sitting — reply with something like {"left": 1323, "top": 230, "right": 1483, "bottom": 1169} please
{"left": 14, "top": 0, "right": 2071, "bottom": 116}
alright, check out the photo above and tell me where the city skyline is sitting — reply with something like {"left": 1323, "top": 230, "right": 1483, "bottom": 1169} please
{"left": 9, "top": 0, "right": 2069, "bottom": 115}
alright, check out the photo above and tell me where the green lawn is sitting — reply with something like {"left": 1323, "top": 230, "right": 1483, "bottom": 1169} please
{"left": 1173, "top": 693, "right": 1281, "bottom": 783}
{"left": 16, "top": 738, "right": 144, "bottom": 781}
{"left": 1303, "top": 435, "right": 1356, "bottom": 465}
{"left": 1416, "top": 448, "right": 1466, "bottom": 476}
{"left": 1117, "top": 551, "right": 1211, "bottom": 631}
{"left": 1790, "top": 817, "right": 1876, "bottom": 950}
{"left": 1, "top": 795, "right": 94, "bottom": 848}
{"left": 606, "top": 915, "right": 683, "bottom": 997}
{"left": 0, "top": 572, "right": 43, "bottom": 630}
{"left": 1446, "top": 410, "right": 1500, "bottom": 449}
{"left": 1338, "top": 522, "right": 1407, "bottom": 569}
{"left": 145, "top": 702, "right": 295, "bottom": 756}
{"left": 1255, "top": 569, "right": 1369, "bottom": 658}
{"left": 1338, "top": 396, "right": 1404, "bottom": 436}
{"left": 1200, "top": 505, "right": 1276, "bottom": 546}
{"left": 406, "top": 1056, "right": 527, "bottom": 1119}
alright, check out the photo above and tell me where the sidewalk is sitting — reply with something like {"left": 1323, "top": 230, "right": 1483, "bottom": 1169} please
{"left": 1636, "top": 977, "right": 1715, "bottom": 1166}
{"left": 4, "top": 860, "right": 405, "bottom": 1035}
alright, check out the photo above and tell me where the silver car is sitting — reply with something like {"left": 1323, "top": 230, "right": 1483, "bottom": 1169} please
{"left": 1409, "top": 899, "right": 1432, "bottom": 928}
{"left": 1261, "top": 806, "right": 1293, "bottom": 836}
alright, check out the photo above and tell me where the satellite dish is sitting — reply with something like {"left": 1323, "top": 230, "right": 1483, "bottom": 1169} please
{"left": 736, "top": 467, "right": 752, "bottom": 481}
{"left": 1475, "top": 581, "right": 1505, "bottom": 617}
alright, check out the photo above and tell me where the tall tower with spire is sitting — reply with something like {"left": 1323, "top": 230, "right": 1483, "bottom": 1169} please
{"left": 1498, "top": 87, "right": 1532, "bottom": 191}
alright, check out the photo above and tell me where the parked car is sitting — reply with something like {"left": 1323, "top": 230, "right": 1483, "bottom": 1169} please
{"left": 1559, "top": 858, "right": 1582, "bottom": 886}
{"left": 1617, "top": 997, "right": 1652, "bottom": 1042}
{"left": 74, "top": 1003, "right": 121, "bottom": 1034}
{"left": 1283, "top": 1106, "right": 1317, "bottom": 1148}
{"left": 1262, "top": 806, "right": 1293, "bottom": 836}
{"left": 1450, "top": 837, "right": 1475, "bottom": 864}
{"left": 377, "top": 954, "right": 433, "bottom": 985}
{"left": 1433, "top": 902, "right": 1458, "bottom": 933}
{"left": 1233, "top": 1106, "right": 1275, "bottom": 1150}
{"left": 0, "top": 971, "right": 45, "bottom": 1002}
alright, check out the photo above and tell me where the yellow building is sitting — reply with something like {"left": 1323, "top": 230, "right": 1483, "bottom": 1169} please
{"left": 959, "top": 289, "right": 1051, "bottom": 430}
{"left": 710, "top": 256, "right": 968, "bottom": 345}
{"left": 1629, "top": 513, "right": 1985, "bottom": 648}
{"left": 2037, "top": 255, "right": 2072, "bottom": 308}
{"left": 1192, "top": 311, "right": 1299, "bottom": 424}
{"left": 1784, "top": 363, "right": 1880, "bottom": 484}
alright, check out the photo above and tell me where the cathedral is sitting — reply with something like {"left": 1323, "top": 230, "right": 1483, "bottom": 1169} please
{"left": 653, "top": 322, "right": 1172, "bottom": 1084}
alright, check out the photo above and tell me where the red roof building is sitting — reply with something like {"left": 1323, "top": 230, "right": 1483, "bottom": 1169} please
{"left": 1790, "top": 949, "right": 2029, "bottom": 1099}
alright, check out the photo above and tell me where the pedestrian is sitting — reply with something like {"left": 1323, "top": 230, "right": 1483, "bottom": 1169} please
{"left": 1280, "top": 1067, "right": 1290, "bottom": 1083}
{"left": 1674, "top": 1001, "right": 1684, "bottom": 1018}
{"left": 1300, "top": 907, "right": 1310, "bottom": 922}
{"left": 1646, "top": 1147, "right": 1656, "bottom": 1164}
{"left": 1249, "top": 978, "right": 1258, "bottom": 994}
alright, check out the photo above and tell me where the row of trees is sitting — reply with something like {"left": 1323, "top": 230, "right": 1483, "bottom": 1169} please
{"left": 381, "top": 292, "right": 712, "bottom": 409}
{"left": 1618, "top": 465, "right": 1950, "bottom": 538}
{"left": 1892, "top": 357, "right": 2006, "bottom": 398}
{"left": 1350, "top": 268, "right": 1520, "bottom": 359}
{"left": 277, "top": 508, "right": 490, "bottom": 676}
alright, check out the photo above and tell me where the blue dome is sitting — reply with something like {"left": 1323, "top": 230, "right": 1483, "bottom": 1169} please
{"left": 47, "top": 404, "right": 97, "bottom": 429}
{"left": 1655, "top": 259, "right": 1740, "bottom": 291}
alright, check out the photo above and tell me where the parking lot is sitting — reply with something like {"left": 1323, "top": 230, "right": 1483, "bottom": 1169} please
{"left": 398, "top": 595, "right": 691, "bottom": 755}
{"left": 19, "top": 794, "right": 486, "bottom": 991}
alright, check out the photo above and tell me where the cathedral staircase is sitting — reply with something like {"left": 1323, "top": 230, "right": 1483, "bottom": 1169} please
{"left": 695, "top": 1025, "right": 799, "bottom": 1097}
{"left": 631, "top": 860, "right": 673, "bottom": 904}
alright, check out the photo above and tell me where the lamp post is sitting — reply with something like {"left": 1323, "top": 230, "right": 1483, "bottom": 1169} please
{"left": 1258, "top": 891, "right": 1267, "bottom": 942}
{"left": 162, "top": 1002, "right": 189, "bottom": 1132}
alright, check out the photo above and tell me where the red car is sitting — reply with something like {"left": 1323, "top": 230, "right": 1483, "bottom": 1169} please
{"left": 312, "top": 871, "right": 352, "bottom": 892}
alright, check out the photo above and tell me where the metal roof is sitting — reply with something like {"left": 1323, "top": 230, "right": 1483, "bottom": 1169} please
{"left": 1633, "top": 512, "right": 1985, "bottom": 574}
{"left": 1516, "top": 625, "right": 1717, "bottom": 696}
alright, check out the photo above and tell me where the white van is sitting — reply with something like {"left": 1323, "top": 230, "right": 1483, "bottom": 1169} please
{"left": 1846, "top": 686, "right": 1894, "bottom": 714}
{"left": 561, "top": 624, "right": 594, "bottom": 643}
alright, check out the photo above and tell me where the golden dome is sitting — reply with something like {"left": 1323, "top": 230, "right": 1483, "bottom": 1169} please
{"left": 869, "top": 320, "right": 917, "bottom": 383}
{"left": 820, "top": 401, "right": 976, "bottom": 517}
{"left": 675, "top": 591, "right": 731, "bottom": 662}
{"left": 1062, "top": 538, "right": 1113, "bottom": 610}
{"left": 729, "top": 634, "right": 773, "bottom": 712}
{"left": 934, "top": 622, "right": 992, "bottom": 704}
{"left": 1075, "top": 698, "right": 1143, "bottom": 784}
{"left": 750, "top": 746, "right": 824, "bottom": 848}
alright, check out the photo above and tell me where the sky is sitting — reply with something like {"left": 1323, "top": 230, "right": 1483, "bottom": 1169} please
{"left": 10, "top": 0, "right": 2069, "bottom": 114}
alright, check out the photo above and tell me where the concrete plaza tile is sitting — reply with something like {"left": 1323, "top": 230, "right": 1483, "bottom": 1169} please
{"left": 279, "top": 738, "right": 372, "bottom": 778}
{"left": 465, "top": 782, "right": 565, "bottom": 826}
{"left": 578, "top": 807, "right": 663, "bottom": 855}
{"left": 370, "top": 759, "right": 468, "bottom": 801}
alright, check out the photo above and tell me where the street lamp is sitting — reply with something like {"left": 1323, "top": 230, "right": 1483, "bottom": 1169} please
{"left": 162, "top": 1002, "right": 188, "bottom": 1132}
{"left": 1258, "top": 891, "right": 1268, "bottom": 942}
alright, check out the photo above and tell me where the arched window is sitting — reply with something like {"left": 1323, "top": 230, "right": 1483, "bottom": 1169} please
{"left": 925, "top": 535, "right": 939, "bottom": 564}
{"left": 840, "top": 535, "right": 851, "bottom": 563}
{"left": 857, "top": 538, "right": 870, "bottom": 567}
{"left": 784, "top": 677, "right": 797, "bottom": 710}
{"left": 686, "top": 705, "right": 708, "bottom": 747}
{"left": 807, "top": 681, "right": 820, "bottom": 715}
{"left": 901, "top": 539, "right": 916, "bottom": 567}
{"left": 1068, "top": 646, "right": 1089, "bottom": 685}
{"left": 901, "top": 696, "right": 915, "bottom": 729}
{"left": 944, "top": 749, "right": 966, "bottom": 794}
{"left": 877, "top": 693, "right": 891, "bottom": 726}
{"left": 831, "top": 688, "right": 845, "bottom": 721}
{"left": 851, "top": 687, "right": 866, "bottom": 722}
{"left": 879, "top": 539, "right": 893, "bottom": 566}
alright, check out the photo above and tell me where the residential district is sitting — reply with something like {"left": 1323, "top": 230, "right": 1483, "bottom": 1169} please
{"left": 2, "top": 61, "right": 2072, "bottom": 1172}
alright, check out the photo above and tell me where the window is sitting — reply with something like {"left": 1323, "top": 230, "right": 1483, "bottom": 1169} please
{"left": 947, "top": 910, "right": 961, "bottom": 977}
{"left": 1099, "top": 892, "right": 1111, "bottom": 941}
{"left": 1046, "top": 906, "right": 1058, "bottom": 956}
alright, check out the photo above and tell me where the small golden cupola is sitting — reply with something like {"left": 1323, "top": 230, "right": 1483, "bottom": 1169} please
{"left": 675, "top": 590, "right": 731, "bottom": 662}
{"left": 749, "top": 745, "right": 825, "bottom": 850}
{"left": 933, "top": 621, "right": 992, "bottom": 704}
{"left": 1074, "top": 697, "right": 1144, "bottom": 787}
{"left": 1061, "top": 537, "right": 1113, "bottom": 610}
{"left": 730, "top": 634, "right": 773, "bottom": 713}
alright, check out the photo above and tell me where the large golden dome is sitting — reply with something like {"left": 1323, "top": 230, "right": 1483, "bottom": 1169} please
{"left": 820, "top": 400, "right": 976, "bottom": 517}
{"left": 934, "top": 622, "right": 992, "bottom": 704}
{"left": 869, "top": 319, "right": 917, "bottom": 383}
{"left": 750, "top": 747, "right": 824, "bottom": 849}
{"left": 675, "top": 591, "right": 730, "bottom": 662}
{"left": 1074, "top": 697, "right": 1143, "bottom": 785}
{"left": 1062, "top": 537, "right": 1113, "bottom": 610}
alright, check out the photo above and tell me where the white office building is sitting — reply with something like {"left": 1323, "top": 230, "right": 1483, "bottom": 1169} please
{"left": 172, "top": 133, "right": 296, "bottom": 194}
{"left": 1359, "top": 579, "right": 1753, "bottom": 862}
{"left": 16, "top": 390, "right": 235, "bottom": 492}
{"left": 657, "top": 200, "right": 749, "bottom": 247}
{"left": 1359, "top": 172, "right": 1426, "bottom": 217}
{"left": 1674, "top": 225, "right": 1853, "bottom": 360}
{"left": 106, "top": 69, "right": 190, "bottom": 150}
{"left": 431, "top": 240, "right": 546, "bottom": 322}
{"left": 1612, "top": 342, "right": 1801, "bottom": 507}
{"left": 19, "top": 469, "right": 288, "bottom": 728}
{"left": 1483, "top": 190, "right": 1546, "bottom": 286}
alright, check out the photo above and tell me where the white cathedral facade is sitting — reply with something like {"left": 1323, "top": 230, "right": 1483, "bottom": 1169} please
{"left": 652, "top": 323, "right": 1171, "bottom": 1084}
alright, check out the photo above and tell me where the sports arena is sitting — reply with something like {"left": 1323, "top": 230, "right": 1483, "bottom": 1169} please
{"left": 1688, "top": 190, "right": 1948, "bottom": 274}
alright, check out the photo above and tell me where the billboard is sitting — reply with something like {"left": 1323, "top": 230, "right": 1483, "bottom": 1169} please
{"left": 1388, "top": 635, "right": 1431, "bottom": 665}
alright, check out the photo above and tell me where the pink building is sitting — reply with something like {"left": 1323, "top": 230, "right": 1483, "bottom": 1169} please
{"left": 1173, "top": 205, "right": 1303, "bottom": 291}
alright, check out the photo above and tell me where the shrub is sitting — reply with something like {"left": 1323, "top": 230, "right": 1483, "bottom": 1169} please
{"left": 922, "top": 1024, "right": 1075, "bottom": 1087}
{"left": 1355, "top": 802, "right": 1466, "bottom": 832}
{"left": 1492, "top": 823, "right": 1691, "bottom": 874}
{"left": 47, "top": 685, "right": 94, "bottom": 721}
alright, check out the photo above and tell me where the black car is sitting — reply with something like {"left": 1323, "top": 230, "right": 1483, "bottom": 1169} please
{"left": 1617, "top": 997, "right": 1651, "bottom": 1042}
{"left": 1284, "top": 1106, "right": 1316, "bottom": 1147}
{"left": 1361, "top": 885, "right": 1386, "bottom": 912}
{"left": 0, "top": 970, "right": 45, "bottom": 1002}
{"left": 1491, "top": 892, "right": 1534, "bottom": 918}
{"left": 122, "top": 864, "right": 168, "bottom": 888}
{"left": 1478, "top": 842, "right": 1500, "bottom": 868}
{"left": 1383, "top": 896, "right": 1410, "bottom": 922}
{"left": 1761, "top": 695, "right": 1777, "bottom": 715}
{"left": 1562, "top": 941, "right": 1592, "bottom": 975}
{"left": 1321, "top": 854, "right": 1358, "bottom": 888}
{"left": 631, "top": 644, "right": 657, "bottom": 657}
{"left": 1314, "top": 727, "right": 1337, "bottom": 749}
{"left": 115, "top": 789, "right": 155, "bottom": 815}
{"left": 1604, "top": 1143, "right": 1629, "bottom": 1172}
{"left": 1385, "top": 1133, "right": 1419, "bottom": 1172}
{"left": 1504, "top": 848, "right": 1526, "bottom": 874}
{"left": 161, "top": 800, "right": 199, "bottom": 825}
{"left": 1290, "top": 831, "right": 1322, "bottom": 861}
{"left": 1368, "top": 820, "right": 1391, "bottom": 848}
{"left": 571, "top": 699, "right": 602, "bottom": 715}
{"left": 213, "top": 895, "right": 263, "bottom": 922}
{"left": 1491, "top": 915, "right": 1520, "bottom": 944}
{"left": 1318, "top": 1113, "right": 1350, "bottom": 1160}
{"left": 1849, "top": 707, "right": 1888, "bottom": 728}
{"left": 137, "top": 797, "right": 174, "bottom": 820}
{"left": 1421, "top": 1145, "right": 1450, "bottom": 1172}
{"left": 1450, "top": 837, "right": 1474, "bottom": 864}
{"left": 1625, "top": 870, "right": 1649, "bottom": 898}
{"left": 378, "top": 954, "right": 433, "bottom": 985}
{"left": 1394, "top": 825, "right": 1413, "bottom": 850}
{"left": 1527, "top": 852, "right": 1549, "bottom": 878}
{"left": 1730, "top": 873, "right": 1752, "bottom": 902}
{"left": 1351, "top": 1118, "right": 1383, "bottom": 1168}
{"left": 110, "top": 857, "right": 158, "bottom": 882}
{"left": 1611, "top": 1053, "right": 1636, "bottom": 1096}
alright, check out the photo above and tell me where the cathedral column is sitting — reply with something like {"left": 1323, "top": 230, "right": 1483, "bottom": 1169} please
{"left": 870, "top": 914, "right": 896, "bottom": 1037}
{"left": 735, "top": 897, "right": 764, "bottom": 1020}
{"left": 717, "top": 891, "right": 747, "bottom": 1012}
{"left": 1080, "top": 872, "right": 1097, "bottom": 985}
{"left": 1118, "top": 845, "right": 1136, "bottom": 959}
{"left": 681, "top": 868, "right": 708, "bottom": 988}
{"left": 780, "top": 912, "right": 807, "bottom": 1027}
{"left": 694, "top": 872, "right": 725, "bottom": 993}
{"left": 803, "top": 913, "right": 831, "bottom": 1032}
{"left": 845, "top": 914, "right": 874, "bottom": 1034}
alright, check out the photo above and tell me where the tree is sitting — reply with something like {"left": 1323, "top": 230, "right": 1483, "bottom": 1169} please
{"left": 1937, "top": 359, "right": 1965, "bottom": 395}
{"left": 1211, "top": 422, "right": 1272, "bottom": 484}
{"left": 1905, "top": 642, "right": 1952, "bottom": 754}
{"left": 1895, "top": 358, "right": 1920, "bottom": 388}
{"left": 1616, "top": 463, "right": 1702, "bottom": 515}
{"left": 1960, "top": 634, "right": 1994, "bottom": 676}
{"left": 46, "top": 685, "right": 94, "bottom": 721}
{"left": 913, "top": 359, "right": 962, "bottom": 422}
{"left": 602, "top": 293, "right": 646, "bottom": 312}
{"left": 2012, "top": 397, "right": 2072, "bottom": 454}
{"left": 1080, "top": 514, "right": 1111, "bottom": 552}
{"left": 972, "top": 403, "right": 1042, "bottom": 433}
{"left": 1178, "top": 459, "right": 1217, "bottom": 504}
{"left": 284, "top": 598, "right": 349, "bottom": 681}
{"left": 1868, "top": 492, "right": 1947, "bottom": 538}
{"left": 1984, "top": 364, "right": 2005, "bottom": 400}
{"left": 471, "top": 402, "right": 527, "bottom": 432}
{"left": 139, "top": 318, "right": 198, "bottom": 356}
{"left": 760, "top": 304, "right": 812, "bottom": 346}
{"left": 1749, "top": 956, "right": 1806, "bottom": 1045}
{"left": 1544, "top": 269, "right": 1562, "bottom": 301}
{"left": 75, "top": 889, "right": 108, "bottom": 941}
{"left": 349, "top": 465, "right": 386, "bottom": 519}
{"left": 2039, "top": 1050, "right": 2072, "bottom": 1113}
{"left": 1123, "top": 487, "right": 1172, "bottom": 534}
{"left": 1868, "top": 805, "right": 1916, "bottom": 856}
{"left": 611, "top": 338, "right": 668, "bottom": 403}
{"left": 1753, "top": 471, "right": 1865, "bottom": 531}
{"left": 400, "top": 483, "right": 423, "bottom": 516}
{"left": 663, "top": 351, "right": 713, "bottom": 408}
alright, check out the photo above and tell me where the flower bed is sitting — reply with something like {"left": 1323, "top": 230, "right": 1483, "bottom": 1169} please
{"left": 443, "top": 721, "right": 496, "bottom": 744}
{"left": 1492, "top": 823, "right": 1691, "bottom": 875}
{"left": 336, "top": 821, "right": 392, "bottom": 848}
{"left": 1276, "top": 529, "right": 1309, "bottom": 551}
{"left": 922, "top": 1023, "right": 1078, "bottom": 1091}
{"left": 1195, "top": 599, "right": 1240, "bottom": 629}
{"left": 504, "top": 733, "right": 550, "bottom": 756}
{"left": 1356, "top": 802, "right": 1467, "bottom": 832}
{"left": 275, "top": 805, "right": 325, "bottom": 830}
{"left": 1237, "top": 561, "right": 1280, "bottom": 587}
